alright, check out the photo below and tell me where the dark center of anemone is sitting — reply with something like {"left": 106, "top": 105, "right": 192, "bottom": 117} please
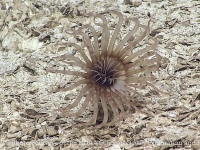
{"left": 92, "top": 57, "right": 120, "bottom": 86}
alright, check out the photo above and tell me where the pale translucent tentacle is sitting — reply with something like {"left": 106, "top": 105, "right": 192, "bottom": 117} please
{"left": 107, "top": 11, "right": 123, "bottom": 56}
{"left": 83, "top": 89, "right": 99, "bottom": 127}
{"left": 46, "top": 69, "right": 88, "bottom": 78}
{"left": 61, "top": 84, "right": 91, "bottom": 111}
{"left": 132, "top": 59, "right": 157, "bottom": 68}
{"left": 146, "top": 82, "right": 169, "bottom": 95}
{"left": 125, "top": 51, "right": 156, "bottom": 70}
{"left": 118, "top": 21, "right": 151, "bottom": 60}
{"left": 113, "top": 17, "right": 140, "bottom": 56}
{"left": 61, "top": 61, "right": 90, "bottom": 73}
{"left": 106, "top": 98, "right": 120, "bottom": 126}
{"left": 111, "top": 92, "right": 126, "bottom": 119}
{"left": 96, "top": 93, "right": 109, "bottom": 128}
{"left": 94, "top": 13, "right": 110, "bottom": 56}
{"left": 82, "top": 24, "right": 100, "bottom": 60}
{"left": 69, "top": 90, "right": 92, "bottom": 117}
{"left": 66, "top": 42, "right": 92, "bottom": 67}
{"left": 115, "top": 91, "right": 132, "bottom": 118}
{"left": 50, "top": 79, "right": 90, "bottom": 93}
{"left": 67, "top": 30, "right": 96, "bottom": 63}
{"left": 126, "top": 65, "right": 158, "bottom": 76}
{"left": 125, "top": 76, "right": 155, "bottom": 84}
{"left": 52, "top": 54, "right": 90, "bottom": 71}
{"left": 123, "top": 37, "right": 158, "bottom": 64}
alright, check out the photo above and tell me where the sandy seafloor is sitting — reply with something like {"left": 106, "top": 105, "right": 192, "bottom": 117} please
{"left": 0, "top": 0, "right": 200, "bottom": 149}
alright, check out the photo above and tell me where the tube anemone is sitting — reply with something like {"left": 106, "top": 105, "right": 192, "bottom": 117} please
{"left": 46, "top": 11, "right": 165, "bottom": 128}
